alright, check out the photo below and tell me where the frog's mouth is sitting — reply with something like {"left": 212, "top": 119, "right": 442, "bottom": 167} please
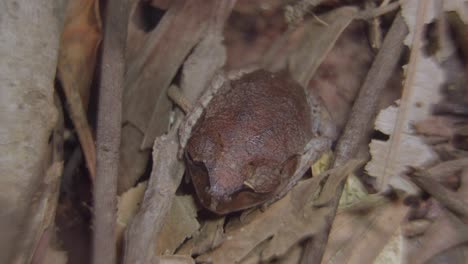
{"left": 185, "top": 152, "right": 278, "bottom": 214}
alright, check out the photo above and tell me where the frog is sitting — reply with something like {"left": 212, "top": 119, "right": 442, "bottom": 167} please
{"left": 178, "top": 69, "right": 334, "bottom": 214}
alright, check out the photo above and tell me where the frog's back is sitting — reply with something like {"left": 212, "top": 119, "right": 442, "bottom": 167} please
{"left": 186, "top": 69, "right": 313, "bottom": 214}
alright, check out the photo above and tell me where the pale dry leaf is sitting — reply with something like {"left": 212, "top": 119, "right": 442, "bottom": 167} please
{"left": 444, "top": 0, "right": 468, "bottom": 23}
{"left": 177, "top": 217, "right": 225, "bottom": 256}
{"left": 156, "top": 195, "right": 200, "bottom": 255}
{"left": 313, "top": 159, "right": 365, "bottom": 207}
{"left": 273, "top": 244, "right": 303, "bottom": 264}
{"left": 116, "top": 181, "right": 147, "bottom": 243}
{"left": 400, "top": 0, "right": 437, "bottom": 46}
{"left": 159, "top": 255, "right": 196, "bottom": 264}
{"left": 42, "top": 245, "right": 68, "bottom": 264}
{"left": 196, "top": 177, "right": 330, "bottom": 264}
{"left": 374, "top": 230, "right": 404, "bottom": 264}
{"left": 237, "top": 239, "right": 271, "bottom": 264}
{"left": 322, "top": 201, "right": 408, "bottom": 264}
{"left": 367, "top": 1, "right": 443, "bottom": 190}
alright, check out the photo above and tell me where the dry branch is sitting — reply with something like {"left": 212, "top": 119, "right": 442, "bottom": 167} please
{"left": 0, "top": 0, "right": 67, "bottom": 262}
{"left": 410, "top": 169, "right": 468, "bottom": 221}
{"left": 300, "top": 13, "right": 408, "bottom": 264}
{"left": 123, "top": 129, "right": 185, "bottom": 264}
{"left": 93, "top": 1, "right": 130, "bottom": 263}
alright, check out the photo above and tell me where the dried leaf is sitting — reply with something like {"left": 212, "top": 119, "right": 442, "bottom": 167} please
{"left": 367, "top": 0, "right": 443, "bottom": 190}
{"left": 159, "top": 255, "right": 196, "bottom": 264}
{"left": 323, "top": 201, "right": 408, "bottom": 264}
{"left": 119, "top": 0, "right": 222, "bottom": 193}
{"left": 116, "top": 181, "right": 147, "bottom": 244}
{"left": 42, "top": 246, "right": 68, "bottom": 264}
{"left": 444, "top": 0, "right": 468, "bottom": 23}
{"left": 118, "top": 185, "right": 200, "bottom": 256}
{"left": 413, "top": 116, "right": 456, "bottom": 137}
{"left": 57, "top": 0, "right": 102, "bottom": 178}
{"left": 289, "top": 6, "right": 358, "bottom": 87}
{"left": 196, "top": 177, "right": 329, "bottom": 263}
{"left": 156, "top": 195, "right": 200, "bottom": 255}
{"left": 177, "top": 217, "right": 225, "bottom": 256}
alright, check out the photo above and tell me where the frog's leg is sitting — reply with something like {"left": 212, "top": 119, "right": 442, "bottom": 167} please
{"left": 265, "top": 137, "right": 332, "bottom": 207}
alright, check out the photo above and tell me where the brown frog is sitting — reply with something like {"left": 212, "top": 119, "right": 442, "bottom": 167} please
{"left": 183, "top": 69, "right": 332, "bottom": 214}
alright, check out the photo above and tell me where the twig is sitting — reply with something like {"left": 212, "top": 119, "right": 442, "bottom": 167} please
{"left": 93, "top": 1, "right": 130, "bottom": 263}
{"left": 357, "top": 1, "right": 401, "bottom": 20}
{"left": 410, "top": 168, "right": 468, "bottom": 221}
{"left": 285, "top": 0, "right": 328, "bottom": 25}
{"left": 123, "top": 129, "right": 185, "bottom": 264}
{"left": 380, "top": 0, "right": 430, "bottom": 189}
{"left": 300, "top": 13, "right": 408, "bottom": 264}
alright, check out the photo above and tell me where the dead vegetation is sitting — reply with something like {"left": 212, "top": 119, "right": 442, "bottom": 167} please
{"left": 2, "top": 0, "right": 468, "bottom": 263}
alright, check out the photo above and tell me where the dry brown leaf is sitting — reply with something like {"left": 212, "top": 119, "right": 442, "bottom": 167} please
{"left": 289, "top": 6, "right": 358, "bottom": 87}
{"left": 57, "top": 0, "right": 102, "bottom": 179}
{"left": 413, "top": 116, "right": 456, "bottom": 138}
{"left": 196, "top": 177, "right": 329, "bottom": 263}
{"left": 119, "top": 0, "right": 222, "bottom": 193}
{"left": 323, "top": 201, "right": 408, "bottom": 264}
{"left": 156, "top": 195, "right": 200, "bottom": 255}
{"left": 196, "top": 160, "right": 361, "bottom": 263}
{"left": 42, "top": 246, "right": 68, "bottom": 264}
{"left": 117, "top": 184, "right": 200, "bottom": 256}
{"left": 159, "top": 255, "right": 196, "bottom": 264}
{"left": 177, "top": 217, "right": 225, "bottom": 256}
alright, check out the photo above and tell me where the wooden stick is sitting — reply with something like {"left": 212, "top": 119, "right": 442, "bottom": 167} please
{"left": 300, "top": 13, "right": 408, "bottom": 264}
{"left": 123, "top": 129, "right": 185, "bottom": 264}
{"left": 410, "top": 169, "right": 468, "bottom": 221}
{"left": 93, "top": 1, "right": 130, "bottom": 263}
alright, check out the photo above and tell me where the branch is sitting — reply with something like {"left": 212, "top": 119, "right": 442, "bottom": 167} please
{"left": 123, "top": 129, "right": 185, "bottom": 264}
{"left": 410, "top": 168, "right": 468, "bottom": 221}
{"left": 300, "top": 12, "right": 408, "bottom": 264}
{"left": 93, "top": 0, "right": 130, "bottom": 263}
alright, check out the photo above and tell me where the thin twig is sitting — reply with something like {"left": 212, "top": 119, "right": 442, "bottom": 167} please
{"left": 285, "top": 0, "right": 328, "bottom": 25}
{"left": 380, "top": 0, "right": 430, "bottom": 189}
{"left": 357, "top": 1, "right": 401, "bottom": 20}
{"left": 123, "top": 128, "right": 185, "bottom": 264}
{"left": 93, "top": 1, "right": 130, "bottom": 263}
{"left": 300, "top": 13, "right": 408, "bottom": 264}
{"left": 410, "top": 168, "right": 468, "bottom": 221}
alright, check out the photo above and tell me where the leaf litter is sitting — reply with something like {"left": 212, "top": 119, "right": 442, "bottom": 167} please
{"left": 49, "top": 0, "right": 468, "bottom": 263}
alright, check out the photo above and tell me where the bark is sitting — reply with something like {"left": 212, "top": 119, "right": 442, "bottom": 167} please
{"left": 0, "top": 0, "right": 68, "bottom": 263}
